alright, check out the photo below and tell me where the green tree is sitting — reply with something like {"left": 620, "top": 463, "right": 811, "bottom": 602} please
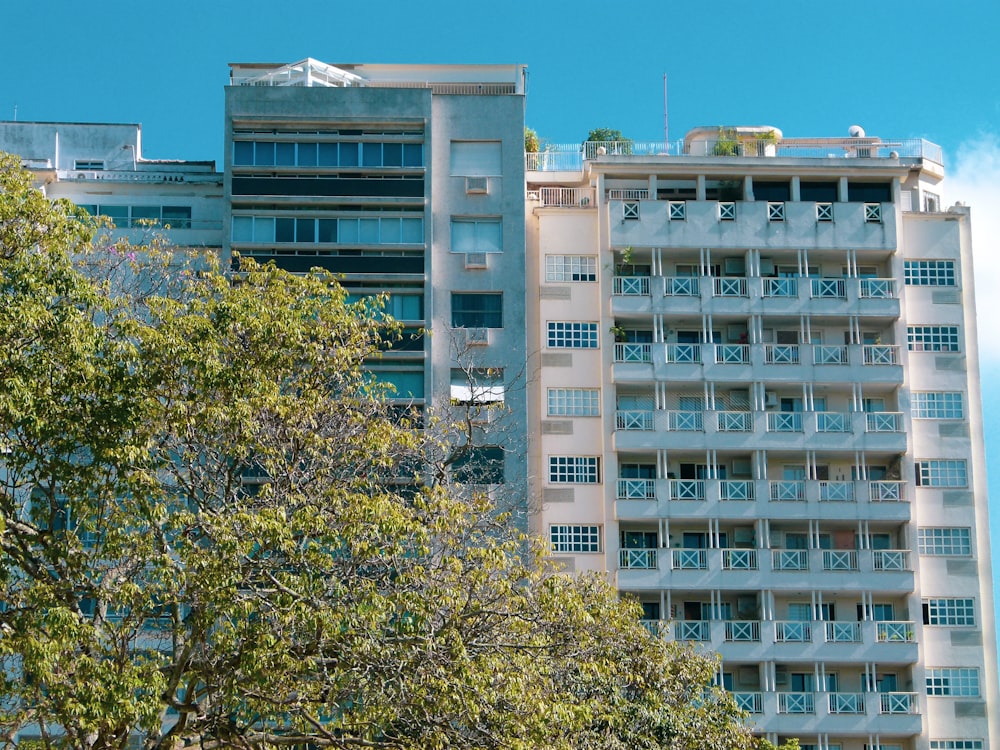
{"left": 0, "top": 153, "right": 757, "bottom": 749}
{"left": 584, "top": 127, "right": 633, "bottom": 157}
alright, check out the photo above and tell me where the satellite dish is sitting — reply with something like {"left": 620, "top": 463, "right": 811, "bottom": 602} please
{"left": 848, "top": 125, "right": 866, "bottom": 138}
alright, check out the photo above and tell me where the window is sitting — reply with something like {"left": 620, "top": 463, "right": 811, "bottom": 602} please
{"left": 232, "top": 139, "right": 422, "bottom": 168}
{"left": 548, "top": 456, "right": 600, "bottom": 484}
{"left": 550, "top": 524, "right": 601, "bottom": 552}
{"left": 912, "top": 392, "right": 964, "bottom": 419}
{"left": 233, "top": 215, "right": 422, "bottom": 245}
{"left": 451, "top": 293, "right": 502, "bottom": 328}
{"left": 450, "top": 368, "right": 504, "bottom": 405}
{"left": 80, "top": 204, "right": 192, "bottom": 229}
{"left": 908, "top": 325, "right": 960, "bottom": 352}
{"left": 452, "top": 446, "right": 505, "bottom": 485}
{"left": 368, "top": 370, "right": 424, "bottom": 399}
{"left": 74, "top": 160, "right": 105, "bottom": 170}
{"left": 450, "top": 141, "right": 501, "bottom": 176}
{"left": 923, "top": 598, "right": 976, "bottom": 626}
{"left": 930, "top": 741, "right": 984, "bottom": 750}
{"left": 451, "top": 218, "right": 502, "bottom": 253}
{"left": 547, "top": 322, "right": 598, "bottom": 348}
{"left": 547, "top": 388, "right": 600, "bottom": 417}
{"left": 915, "top": 460, "right": 968, "bottom": 487}
{"left": 546, "top": 255, "right": 597, "bottom": 282}
{"left": 918, "top": 527, "right": 972, "bottom": 556}
{"left": 904, "top": 260, "right": 956, "bottom": 286}
{"left": 926, "top": 668, "right": 980, "bottom": 697}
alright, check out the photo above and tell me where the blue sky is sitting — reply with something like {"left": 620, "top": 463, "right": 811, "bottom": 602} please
{"left": 4, "top": 0, "right": 1000, "bottom": 616}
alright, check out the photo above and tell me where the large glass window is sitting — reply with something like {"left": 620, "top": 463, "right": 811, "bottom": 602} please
{"left": 545, "top": 255, "right": 597, "bottom": 282}
{"left": 451, "top": 293, "right": 502, "bottom": 328}
{"left": 547, "top": 322, "right": 598, "bottom": 349}
{"left": 908, "top": 325, "right": 960, "bottom": 352}
{"left": 450, "top": 141, "right": 502, "bottom": 176}
{"left": 904, "top": 260, "right": 956, "bottom": 286}
{"left": 930, "top": 741, "right": 984, "bottom": 749}
{"left": 231, "top": 215, "right": 422, "bottom": 245}
{"left": 80, "top": 204, "right": 192, "bottom": 229}
{"left": 918, "top": 527, "right": 972, "bottom": 556}
{"left": 912, "top": 392, "right": 964, "bottom": 419}
{"left": 547, "top": 388, "right": 600, "bottom": 417}
{"left": 451, "top": 218, "right": 502, "bottom": 253}
{"left": 915, "top": 460, "right": 968, "bottom": 487}
{"left": 232, "top": 139, "right": 423, "bottom": 168}
{"left": 550, "top": 525, "right": 601, "bottom": 552}
{"left": 548, "top": 456, "right": 600, "bottom": 484}
{"left": 452, "top": 446, "right": 505, "bottom": 485}
{"left": 926, "top": 668, "right": 980, "bottom": 697}
{"left": 923, "top": 598, "right": 976, "bottom": 626}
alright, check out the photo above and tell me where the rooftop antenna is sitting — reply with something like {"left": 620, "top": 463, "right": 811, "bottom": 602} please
{"left": 662, "top": 74, "right": 668, "bottom": 145}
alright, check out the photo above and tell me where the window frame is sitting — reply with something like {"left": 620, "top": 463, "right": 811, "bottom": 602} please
{"left": 912, "top": 392, "right": 964, "bottom": 419}
{"left": 926, "top": 668, "right": 980, "bottom": 697}
{"left": 451, "top": 217, "right": 503, "bottom": 254}
{"left": 548, "top": 456, "right": 600, "bottom": 484}
{"left": 918, "top": 527, "right": 973, "bottom": 556}
{"left": 451, "top": 292, "right": 503, "bottom": 329}
{"left": 550, "top": 524, "right": 601, "bottom": 553}
{"left": 915, "top": 459, "right": 968, "bottom": 488}
{"left": 547, "top": 321, "right": 599, "bottom": 349}
{"left": 547, "top": 388, "right": 600, "bottom": 417}
{"left": 907, "top": 325, "right": 961, "bottom": 353}
{"left": 904, "top": 259, "right": 957, "bottom": 286}
{"left": 545, "top": 254, "right": 597, "bottom": 282}
{"left": 923, "top": 598, "right": 976, "bottom": 626}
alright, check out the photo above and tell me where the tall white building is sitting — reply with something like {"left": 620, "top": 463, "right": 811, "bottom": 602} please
{"left": 525, "top": 127, "right": 999, "bottom": 749}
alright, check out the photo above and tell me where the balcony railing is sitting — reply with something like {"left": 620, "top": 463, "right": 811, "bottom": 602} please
{"left": 718, "top": 201, "right": 737, "bottom": 221}
{"left": 722, "top": 548, "right": 758, "bottom": 570}
{"left": 876, "top": 621, "right": 916, "bottom": 643}
{"left": 620, "top": 548, "right": 657, "bottom": 569}
{"left": 764, "top": 344, "right": 800, "bottom": 364}
{"left": 770, "top": 481, "right": 805, "bottom": 502}
{"left": 713, "top": 277, "right": 748, "bottom": 297}
{"left": 668, "top": 200, "right": 687, "bottom": 220}
{"left": 617, "top": 478, "right": 656, "bottom": 500}
{"left": 767, "top": 201, "right": 785, "bottom": 221}
{"left": 613, "top": 276, "right": 650, "bottom": 296}
{"left": 614, "top": 343, "right": 652, "bottom": 363}
{"left": 863, "top": 344, "right": 899, "bottom": 365}
{"left": 829, "top": 693, "right": 865, "bottom": 714}
{"left": 811, "top": 278, "right": 846, "bottom": 299}
{"left": 870, "top": 481, "right": 906, "bottom": 502}
{"left": 667, "top": 410, "right": 704, "bottom": 431}
{"left": 816, "top": 411, "right": 850, "bottom": 432}
{"left": 772, "top": 549, "right": 808, "bottom": 570}
{"left": 672, "top": 549, "right": 708, "bottom": 569}
{"left": 763, "top": 277, "right": 797, "bottom": 297}
{"left": 814, "top": 344, "right": 849, "bottom": 364}
{"left": 526, "top": 138, "right": 942, "bottom": 172}
{"left": 818, "top": 481, "right": 855, "bottom": 502}
{"left": 860, "top": 278, "right": 896, "bottom": 298}
{"left": 538, "top": 186, "right": 596, "bottom": 207}
{"left": 606, "top": 188, "right": 649, "bottom": 200}
{"left": 873, "top": 549, "right": 910, "bottom": 571}
{"left": 825, "top": 621, "right": 861, "bottom": 643}
{"left": 665, "top": 343, "right": 701, "bottom": 363}
{"left": 717, "top": 411, "right": 753, "bottom": 432}
{"left": 714, "top": 344, "right": 749, "bottom": 364}
{"left": 724, "top": 620, "right": 760, "bottom": 642}
{"left": 674, "top": 621, "right": 710, "bottom": 641}
{"left": 668, "top": 479, "right": 705, "bottom": 501}
{"left": 616, "top": 409, "right": 654, "bottom": 431}
{"left": 777, "top": 692, "right": 815, "bottom": 714}
{"left": 774, "top": 620, "right": 812, "bottom": 643}
{"left": 864, "top": 203, "right": 882, "bottom": 222}
{"left": 664, "top": 277, "right": 699, "bottom": 296}
{"left": 879, "top": 692, "right": 918, "bottom": 714}
{"left": 732, "top": 692, "right": 763, "bottom": 714}
{"left": 816, "top": 202, "right": 834, "bottom": 221}
{"left": 866, "top": 412, "right": 903, "bottom": 432}
{"left": 719, "top": 479, "right": 754, "bottom": 501}
{"left": 767, "top": 412, "right": 803, "bottom": 432}
{"left": 823, "top": 550, "right": 859, "bottom": 571}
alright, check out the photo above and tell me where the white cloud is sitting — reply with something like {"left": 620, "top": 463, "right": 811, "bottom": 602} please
{"left": 948, "top": 132, "right": 1000, "bottom": 363}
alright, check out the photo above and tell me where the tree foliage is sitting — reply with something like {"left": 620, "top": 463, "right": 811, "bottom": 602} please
{"left": 0, "top": 153, "right": 757, "bottom": 749}
{"left": 584, "top": 127, "right": 632, "bottom": 157}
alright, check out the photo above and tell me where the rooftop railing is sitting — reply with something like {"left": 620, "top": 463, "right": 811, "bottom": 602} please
{"left": 527, "top": 138, "right": 943, "bottom": 171}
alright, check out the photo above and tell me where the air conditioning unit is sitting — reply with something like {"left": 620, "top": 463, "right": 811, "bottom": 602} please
{"left": 774, "top": 669, "right": 788, "bottom": 686}
{"left": 466, "top": 176, "right": 488, "bottom": 194}
{"left": 731, "top": 459, "right": 753, "bottom": 478}
{"left": 724, "top": 257, "right": 746, "bottom": 275}
{"left": 464, "top": 252, "right": 488, "bottom": 269}
{"left": 764, "top": 391, "right": 779, "bottom": 408}
{"left": 759, "top": 258, "right": 775, "bottom": 275}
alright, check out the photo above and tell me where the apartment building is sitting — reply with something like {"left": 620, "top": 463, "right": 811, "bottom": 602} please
{"left": 0, "top": 120, "right": 223, "bottom": 248}
{"left": 222, "top": 59, "right": 529, "bottom": 506}
{"left": 3, "top": 66, "right": 998, "bottom": 750}
{"left": 525, "top": 127, "right": 999, "bottom": 749}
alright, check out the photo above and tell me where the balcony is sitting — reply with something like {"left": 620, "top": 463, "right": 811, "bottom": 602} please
{"left": 619, "top": 548, "right": 657, "bottom": 570}
{"left": 671, "top": 548, "right": 708, "bottom": 569}
{"left": 674, "top": 620, "right": 710, "bottom": 641}
{"left": 615, "top": 409, "right": 654, "bottom": 431}
{"left": 713, "top": 277, "right": 748, "bottom": 297}
{"left": 876, "top": 621, "right": 916, "bottom": 643}
{"left": 724, "top": 620, "right": 761, "bottom": 642}
{"left": 667, "top": 479, "right": 705, "bottom": 501}
{"left": 536, "top": 186, "right": 596, "bottom": 207}
{"left": 774, "top": 620, "right": 812, "bottom": 643}
{"left": 828, "top": 692, "right": 866, "bottom": 714}
{"left": 824, "top": 621, "right": 861, "bottom": 643}
{"left": 777, "top": 692, "right": 815, "bottom": 714}
{"left": 719, "top": 479, "right": 754, "bottom": 501}
{"left": 722, "top": 548, "right": 758, "bottom": 570}
{"left": 614, "top": 343, "right": 653, "bottom": 363}
{"left": 616, "top": 478, "right": 656, "bottom": 500}
{"left": 822, "top": 550, "right": 858, "bottom": 571}
{"left": 733, "top": 692, "right": 763, "bottom": 714}
{"left": 613, "top": 276, "right": 650, "bottom": 296}
{"left": 714, "top": 343, "right": 749, "bottom": 364}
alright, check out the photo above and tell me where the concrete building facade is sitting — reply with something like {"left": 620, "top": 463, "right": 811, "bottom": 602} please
{"left": 2, "top": 65, "right": 998, "bottom": 750}
{"left": 525, "top": 129, "right": 999, "bottom": 750}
